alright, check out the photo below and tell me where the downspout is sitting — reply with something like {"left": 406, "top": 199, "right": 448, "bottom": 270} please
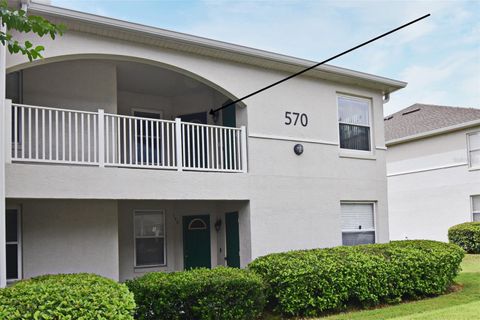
{"left": 383, "top": 92, "right": 390, "bottom": 104}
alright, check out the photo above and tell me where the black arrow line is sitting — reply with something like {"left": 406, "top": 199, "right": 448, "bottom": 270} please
{"left": 209, "top": 14, "right": 430, "bottom": 116}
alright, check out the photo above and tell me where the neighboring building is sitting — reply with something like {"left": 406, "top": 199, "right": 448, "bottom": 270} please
{"left": 386, "top": 104, "right": 480, "bottom": 242}
{"left": 0, "top": 1, "right": 406, "bottom": 286}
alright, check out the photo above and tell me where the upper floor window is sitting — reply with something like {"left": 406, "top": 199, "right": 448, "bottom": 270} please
{"left": 467, "top": 131, "right": 480, "bottom": 169}
{"left": 338, "top": 96, "right": 372, "bottom": 151}
{"left": 473, "top": 196, "right": 480, "bottom": 222}
{"left": 341, "top": 202, "right": 375, "bottom": 246}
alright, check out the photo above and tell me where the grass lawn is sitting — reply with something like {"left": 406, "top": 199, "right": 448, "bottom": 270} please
{"left": 321, "top": 254, "right": 480, "bottom": 320}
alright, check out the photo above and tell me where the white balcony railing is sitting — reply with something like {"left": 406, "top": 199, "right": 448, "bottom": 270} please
{"left": 6, "top": 102, "right": 247, "bottom": 173}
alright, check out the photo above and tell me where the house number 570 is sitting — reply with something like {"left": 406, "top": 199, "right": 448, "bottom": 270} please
{"left": 285, "top": 112, "right": 308, "bottom": 127}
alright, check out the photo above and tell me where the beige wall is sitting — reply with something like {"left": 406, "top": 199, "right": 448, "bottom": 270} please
{"left": 7, "top": 199, "right": 119, "bottom": 280}
{"left": 387, "top": 126, "right": 480, "bottom": 241}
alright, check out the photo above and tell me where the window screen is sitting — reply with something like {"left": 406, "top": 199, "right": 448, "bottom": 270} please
{"left": 341, "top": 203, "right": 375, "bottom": 246}
{"left": 473, "top": 196, "right": 480, "bottom": 222}
{"left": 338, "top": 96, "right": 371, "bottom": 151}
{"left": 468, "top": 132, "right": 480, "bottom": 168}
{"left": 134, "top": 211, "right": 165, "bottom": 267}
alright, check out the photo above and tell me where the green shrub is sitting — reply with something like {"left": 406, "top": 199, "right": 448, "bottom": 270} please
{"left": 448, "top": 222, "right": 480, "bottom": 253}
{"left": 248, "top": 240, "right": 464, "bottom": 317}
{"left": 126, "top": 267, "right": 265, "bottom": 320}
{"left": 0, "top": 273, "right": 135, "bottom": 320}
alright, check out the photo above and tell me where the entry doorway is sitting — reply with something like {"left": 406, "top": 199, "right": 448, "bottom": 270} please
{"left": 179, "top": 112, "right": 208, "bottom": 168}
{"left": 5, "top": 207, "right": 22, "bottom": 282}
{"left": 182, "top": 215, "right": 211, "bottom": 269}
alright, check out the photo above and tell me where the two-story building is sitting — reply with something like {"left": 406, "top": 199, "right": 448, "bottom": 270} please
{"left": 0, "top": 0, "right": 406, "bottom": 286}
{"left": 386, "top": 104, "right": 480, "bottom": 241}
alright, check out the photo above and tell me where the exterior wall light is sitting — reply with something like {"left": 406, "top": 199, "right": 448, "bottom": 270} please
{"left": 294, "top": 144, "right": 304, "bottom": 155}
{"left": 214, "top": 219, "right": 222, "bottom": 232}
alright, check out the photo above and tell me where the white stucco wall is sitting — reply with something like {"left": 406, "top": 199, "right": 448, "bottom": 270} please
{"left": 22, "top": 60, "right": 117, "bottom": 113}
{"left": 387, "top": 126, "right": 480, "bottom": 241}
{"left": 7, "top": 199, "right": 119, "bottom": 280}
{"left": 5, "top": 25, "right": 391, "bottom": 270}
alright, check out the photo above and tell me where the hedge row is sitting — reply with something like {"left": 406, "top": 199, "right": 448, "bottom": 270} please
{"left": 126, "top": 267, "right": 265, "bottom": 320}
{"left": 448, "top": 222, "right": 480, "bottom": 253}
{"left": 0, "top": 273, "right": 135, "bottom": 320}
{"left": 0, "top": 241, "right": 464, "bottom": 319}
{"left": 249, "top": 240, "right": 464, "bottom": 317}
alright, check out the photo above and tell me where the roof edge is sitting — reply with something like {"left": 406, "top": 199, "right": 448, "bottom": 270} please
{"left": 27, "top": 2, "right": 407, "bottom": 92}
{"left": 386, "top": 118, "right": 480, "bottom": 146}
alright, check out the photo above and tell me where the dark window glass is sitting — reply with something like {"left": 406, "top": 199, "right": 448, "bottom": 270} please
{"left": 342, "top": 231, "right": 375, "bottom": 246}
{"left": 339, "top": 124, "right": 371, "bottom": 151}
{"left": 136, "top": 238, "right": 164, "bottom": 266}
{"left": 6, "top": 209, "right": 18, "bottom": 242}
{"left": 6, "top": 244, "right": 18, "bottom": 279}
{"left": 6, "top": 72, "right": 21, "bottom": 104}
{"left": 188, "top": 218, "right": 207, "bottom": 230}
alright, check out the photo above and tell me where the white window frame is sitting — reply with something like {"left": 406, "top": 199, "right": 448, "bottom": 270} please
{"left": 131, "top": 108, "right": 164, "bottom": 118}
{"left": 466, "top": 131, "right": 480, "bottom": 170}
{"left": 340, "top": 201, "right": 377, "bottom": 244}
{"left": 337, "top": 94, "right": 375, "bottom": 156}
{"left": 133, "top": 209, "right": 167, "bottom": 268}
{"left": 472, "top": 195, "right": 480, "bottom": 222}
{"left": 6, "top": 205, "right": 22, "bottom": 283}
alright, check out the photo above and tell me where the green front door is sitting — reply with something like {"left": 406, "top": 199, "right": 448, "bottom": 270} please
{"left": 183, "top": 215, "right": 211, "bottom": 269}
{"left": 225, "top": 212, "right": 240, "bottom": 268}
{"left": 222, "top": 101, "right": 236, "bottom": 128}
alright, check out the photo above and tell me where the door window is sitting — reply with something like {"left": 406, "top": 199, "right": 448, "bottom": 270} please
{"left": 133, "top": 110, "right": 162, "bottom": 165}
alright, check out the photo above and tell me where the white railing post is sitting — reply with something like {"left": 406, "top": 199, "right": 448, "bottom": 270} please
{"left": 175, "top": 118, "right": 183, "bottom": 171}
{"left": 240, "top": 126, "right": 248, "bottom": 173}
{"left": 98, "top": 109, "right": 105, "bottom": 167}
{"left": 4, "top": 99, "right": 11, "bottom": 164}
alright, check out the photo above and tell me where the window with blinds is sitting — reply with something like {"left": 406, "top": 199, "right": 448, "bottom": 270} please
{"left": 467, "top": 132, "right": 480, "bottom": 168}
{"left": 338, "top": 96, "right": 372, "bottom": 151}
{"left": 341, "top": 202, "right": 375, "bottom": 246}
{"left": 473, "top": 196, "right": 480, "bottom": 222}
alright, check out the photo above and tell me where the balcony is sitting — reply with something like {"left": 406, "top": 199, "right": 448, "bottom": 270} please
{"left": 5, "top": 102, "right": 247, "bottom": 173}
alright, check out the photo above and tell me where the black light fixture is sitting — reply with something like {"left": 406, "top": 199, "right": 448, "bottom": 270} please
{"left": 214, "top": 219, "right": 222, "bottom": 232}
{"left": 294, "top": 144, "right": 304, "bottom": 155}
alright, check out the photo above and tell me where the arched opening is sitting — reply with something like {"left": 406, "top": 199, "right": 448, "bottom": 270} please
{"left": 6, "top": 57, "right": 244, "bottom": 127}
{"left": 5, "top": 58, "right": 247, "bottom": 172}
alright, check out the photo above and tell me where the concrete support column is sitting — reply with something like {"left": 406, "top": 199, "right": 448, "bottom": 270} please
{"left": 0, "top": 21, "right": 7, "bottom": 288}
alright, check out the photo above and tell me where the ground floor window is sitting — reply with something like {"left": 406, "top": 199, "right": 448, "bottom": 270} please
{"left": 134, "top": 210, "right": 165, "bottom": 267}
{"left": 6, "top": 208, "right": 21, "bottom": 281}
{"left": 473, "top": 196, "right": 480, "bottom": 222}
{"left": 341, "top": 202, "right": 375, "bottom": 246}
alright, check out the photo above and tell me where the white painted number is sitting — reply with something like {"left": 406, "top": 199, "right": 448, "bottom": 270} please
{"left": 285, "top": 112, "right": 308, "bottom": 127}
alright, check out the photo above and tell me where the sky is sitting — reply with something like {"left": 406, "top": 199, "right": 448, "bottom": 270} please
{"left": 49, "top": 0, "right": 480, "bottom": 115}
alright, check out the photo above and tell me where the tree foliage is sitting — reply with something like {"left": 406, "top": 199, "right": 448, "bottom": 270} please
{"left": 0, "top": 0, "right": 65, "bottom": 61}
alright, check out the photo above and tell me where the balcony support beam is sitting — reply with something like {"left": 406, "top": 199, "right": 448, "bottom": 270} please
{"left": 98, "top": 109, "right": 105, "bottom": 167}
{"left": 175, "top": 118, "right": 183, "bottom": 171}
